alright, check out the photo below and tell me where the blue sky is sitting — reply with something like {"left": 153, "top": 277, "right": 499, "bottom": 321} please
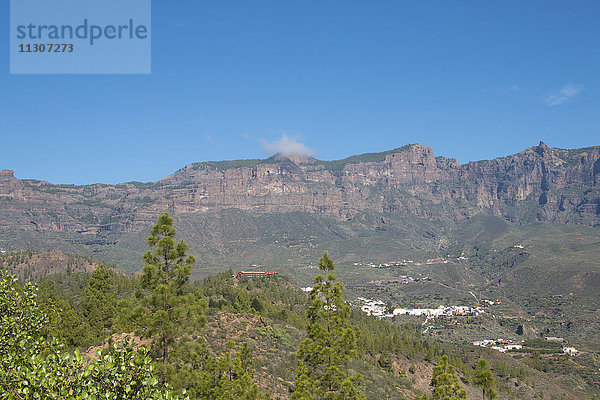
{"left": 1, "top": 1, "right": 599, "bottom": 184}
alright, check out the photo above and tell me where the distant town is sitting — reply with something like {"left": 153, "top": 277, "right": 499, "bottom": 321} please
{"left": 473, "top": 338, "right": 579, "bottom": 356}
{"left": 355, "top": 297, "right": 485, "bottom": 319}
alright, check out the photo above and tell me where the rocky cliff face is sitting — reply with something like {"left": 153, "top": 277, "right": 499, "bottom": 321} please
{"left": 1, "top": 142, "right": 599, "bottom": 234}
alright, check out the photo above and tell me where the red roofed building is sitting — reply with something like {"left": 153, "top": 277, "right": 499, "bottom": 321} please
{"left": 237, "top": 271, "right": 278, "bottom": 279}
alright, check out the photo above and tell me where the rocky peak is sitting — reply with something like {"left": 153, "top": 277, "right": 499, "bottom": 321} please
{"left": 0, "top": 169, "right": 15, "bottom": 179}
{"left": 385, "top": 143, "right": 437, "bottom": 167}
{"left": 534, "top": 141, "right": 550, "bottom": 157}
{"left": 0, "top": 169, "right": 17, "bottom": 189}
{"left": 271, "top": 153, "right": 316, "bottom": 165}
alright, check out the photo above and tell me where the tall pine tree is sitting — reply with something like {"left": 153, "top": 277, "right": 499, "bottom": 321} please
{"left": 132, "top": 213, "right": 206, "bottom": 369}
{"left": 293, "top": 253, "right": 364, "bottom": 400}
{"left": 474, "top": 359, "right": 497, "bottom": 400}
{"left": 81, "top": 264, "right": 117, "bottom": 340}
{"left": 430, "top": 355, "right": 467, "bottom": 400}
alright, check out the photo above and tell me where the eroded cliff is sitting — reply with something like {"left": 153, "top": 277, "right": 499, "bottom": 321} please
{"left": 1, "top": 142, "right": 599, "bottom": 235}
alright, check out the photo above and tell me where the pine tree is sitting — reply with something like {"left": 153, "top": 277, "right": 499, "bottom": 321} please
{"left": 430, "top": 355, "right": 467, "bottom": 400}
{"left": 132, "top": 213, "right": 206, "bottom": 369}
{"left": 81, "top": 264, "right": 117, "bottom": 340}
{"left": 474, "top": 359, "right": 497, "bottom": 400}
{"left": 293, "top": 253, "right": 365, "bottom": 400}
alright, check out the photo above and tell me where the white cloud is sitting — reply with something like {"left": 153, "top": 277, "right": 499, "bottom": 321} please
{"left": 502, "top": 84, "right": 520, "bottom": 94}
{"left": 260, "top": 134, "right": 316, "bottom": 157}
{"left": 544, "top": 84, "right": 584, "bottom": 106}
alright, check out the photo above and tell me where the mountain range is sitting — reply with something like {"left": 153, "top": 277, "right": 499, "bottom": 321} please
{"left": 2, "top": 142, "right": 599, "bottom": 230}
{"left": 1, "top": 141, "right": 599, "bottom": 271}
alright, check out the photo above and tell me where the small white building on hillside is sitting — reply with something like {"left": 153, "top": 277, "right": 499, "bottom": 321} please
{"left": 563, "top": 347, "right": 579, "bottom": 356}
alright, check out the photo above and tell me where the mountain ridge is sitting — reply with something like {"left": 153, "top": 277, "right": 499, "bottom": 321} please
{"left": 1, "top": 142, "right": 599, "bottom": 239}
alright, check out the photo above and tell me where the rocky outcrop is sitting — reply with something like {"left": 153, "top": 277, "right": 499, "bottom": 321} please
{"left": 1, "top": 143, "right": 599, "bottom": 234}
